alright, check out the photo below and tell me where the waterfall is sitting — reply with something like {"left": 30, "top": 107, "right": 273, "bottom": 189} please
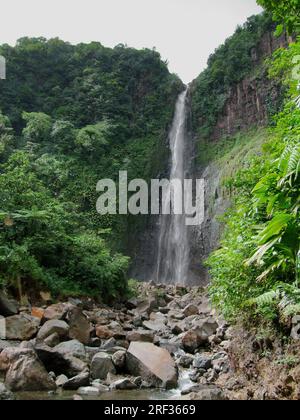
{"left": 156, "top": 89, "right": 190, "bottom": 285}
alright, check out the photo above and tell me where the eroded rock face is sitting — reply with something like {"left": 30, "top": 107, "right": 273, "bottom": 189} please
{"left": 126, "top": 342, "right": 178, "bottom": 389}
{"left": 5, "top": 314, "right": 40, "bottom": 341}
{"left": 0, "top": 347, "right": 56, "bottom": 392}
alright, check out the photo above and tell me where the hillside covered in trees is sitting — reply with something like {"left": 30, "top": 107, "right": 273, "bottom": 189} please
{"left": 0, "top": 40, "right": 182, "bottom": 301}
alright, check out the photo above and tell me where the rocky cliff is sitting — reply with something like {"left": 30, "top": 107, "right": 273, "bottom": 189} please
{"left": 207, "top": 31, "right": 294, "bottom": 141}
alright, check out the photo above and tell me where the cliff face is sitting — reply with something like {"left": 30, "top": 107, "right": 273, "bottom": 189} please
{"left": 211, "top": 31, "right": 294, "bottom": 141}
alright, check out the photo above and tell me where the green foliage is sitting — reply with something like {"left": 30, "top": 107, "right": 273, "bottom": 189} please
{"left": 191, "top": 13, "right": 275, "bottom": 139}
{"left": 0, "top": 38, "right": 182, "bottom": 300}
{"left": 257, "top": 0, "right": 300, "bottom": 34}
{"left": 208, "top": 40, "right": 300, "bottom": 324}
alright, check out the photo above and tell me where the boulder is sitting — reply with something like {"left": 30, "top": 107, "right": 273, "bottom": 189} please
{"left": 63, "top": 371, "right": 90, "bottom": 390}
{"left": 37, "top": 319, "right": 69, "bottom": 341}
{"left": 136, "top": 298, "right": 158, "bottom": 315}
{"left": 182, "top": 330, "right": 203, "bottom": 353}
{"left": 91, "top": 352, "right": 116, "bottom": 380}
{"left": 0, "top": 347, "right": 56, "bottom": 392}
{"left": 0, "top": 292, "right": 19, "bottom": 317}
{"left": 143, "top": 312, "right": 167, "bottom": 332}
{"left": 183, "top": 304, "right": 199, "bottom": 317}
{"left": 126, "top": 330, "right": 154, "bottom": 343}
{"left": 5, "top": 314, "right": 40, "bottom": 341}
{"left": 111, "top": 378, "right": 137, "bottom": 390}
{"left": 95, "top": 326, "right": 113, "bottom": 340}
{"left": 44, "top": 332, "right": 60, "bottom": 348}
{"left": 193, "top": 355, "right": 212, "bottom": 370}
{"left": 35, "top": 344, "right": 88, "bottom": 377}
{"left": 189, "top": 387, "right": 226, "bottom": 400}
{"left": 31, "top": 307, "right": 44, "bottom": 320}
{"left": 56, "top": 374, "right": 68, "bottom": 387}
{"left": 77, "top": 386, "right": 100, "bottom": 396}
{"left": 112, "top": 350, "right": 126, "bottom": 370}
{"left": 53, "top": 339, "right": 86, "bottom": 360}
{"left": 126, "top": 342, "right": 178, "bottom": 389}
{"left": 43, "top": 303, "right": 69, "bottom": 321}
{"left": 178, "top": 355, "right": 194, "bottom": 368}
{"left": 66, "top": 306, "right": 91, "bottom": 345}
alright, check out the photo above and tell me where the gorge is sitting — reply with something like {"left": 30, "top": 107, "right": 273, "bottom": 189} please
{"left": 0, "top": 3, "right": 300, "bottom": 401}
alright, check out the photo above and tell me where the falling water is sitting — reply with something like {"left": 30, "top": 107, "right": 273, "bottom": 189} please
{"left": 156, "top": 89, "right": 190, "bottom": 285}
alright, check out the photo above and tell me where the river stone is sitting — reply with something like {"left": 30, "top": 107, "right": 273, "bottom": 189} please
{"left": 0, "top": 292, "right": 19, "bottom": 317}
{"left": 5, "top": 314, "right": 40, "bottom": 341}
{"left": 91, "top": 352, "right": 116, "bottom": 380}
{"left": 111, "top": 378, "right": 137, "bottom": 390}
{"left": 126, "top": 330, "right": 154, "bottom": 343}
{"left": 77, "top": 386, "right": 100, "bottom": 396}
{"left": 0, "top": 347, "right": 56, "bottom": 391}
{"left": 193, "top": 355, "right": 212, "bottom": 370}
{"left": 66, "top": 306, "right": 91, "bottom": 345}
{"left": 95, "top": 325, "right": 113, "bottom": 340}
{"left": 112, "top": 350, "right": 126, "bottom": 370}
{"left": 0, "top": 382, "right": 15, "bottom": 400}
{"left": 44, "top": 332, "right": 60, "bottom": 348}
{"left": 126, "top": 342, "right": 178, "bottom": 389}
{"left": 136, "top": 298, "right": 158, "bottom": 315}
{"left": 43, "top": 303, "right": 69, "bottom": 321}
{"left": 189, "top": 387, "right": 226, "bottom": 400}
{"left": 53, "top": 339, "right": 86, "bottom": 360}
{"left": 183, "top": 304, "right": 199, "bottom": 317}
{"left": 35, "top": 343, "right": 88, "bottom": 377}
{"left": 63, "top": 371, "right": 90, "bottom": 390}
{"left": 37, "top": 319, "right": 69, "bottom": 341}
{"left": 56, "top": 374, "right": 68, "bottom": 387}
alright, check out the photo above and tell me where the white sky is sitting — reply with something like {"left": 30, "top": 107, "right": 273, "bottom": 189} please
{"left": 0, "top": 0, "right": 262, "bottom": 83}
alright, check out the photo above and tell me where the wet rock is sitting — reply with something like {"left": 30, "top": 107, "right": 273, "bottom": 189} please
{"left": 111, "top": 378, "right": 137, "bottom": 390}
{"left": 91, "top": 380, "right": 110, "bottom": 392}
{"left": 0, "top": 292, "right": 19, "bottom": 317}
{"left": 0, "top": 347, "right": 56, "bottom": 392}
{"left": 193, "top": 355, "right": 212, "bottom": 370}
{"left": 0, "top": 382, "right": 15, "bottom": 400}
{"left": 66, "top": 306, "right": 91, "bottom": 345}
{"left": 112, "top": 350, "right": 126, "bottom": 370}
{"left": 126, "top": 330, "right": 154, "bottom": 343}
{"left": 178, "top": 355, "right": 193, "bottom": 368}
{"left": 5, "top": 314, "right": 40, "bottom": 341}
{"left": 56, "top": 374, "right": 68, "bottom": 387}
{"left": 73, "top": 394, "right": 83, "bottom": 400}
{"left": 126, "top": 342, "right": 178, "bottom": 389}
{"left": 37, "top": 320, "right": 69, "bottom": 341}
{"left": 63, "top": 371, "right": 90, "bottom": 390}
{"left": 77, "top": 386, "right": 100, "bottom": 396}
{"left": 53, "top": 339, "right": 86, "bottom": 360}
{"left": 183, "top": 304, "right": 199, "bottom": 317}
{"left": 91, "top": 352, "right": 116, "bottom": 380}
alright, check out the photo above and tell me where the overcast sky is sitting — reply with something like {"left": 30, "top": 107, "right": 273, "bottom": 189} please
{"left": 1, "top": 0, "right": 262, "bottom": 83}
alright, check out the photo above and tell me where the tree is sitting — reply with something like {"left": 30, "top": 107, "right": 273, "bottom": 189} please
{"left": 257, "top": 0, "right": 300, "bottom": 34}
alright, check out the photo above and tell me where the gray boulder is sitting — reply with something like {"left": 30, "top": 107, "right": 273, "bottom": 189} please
{"left": 91, "top": 352, "right": 116, "bottom": 380}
